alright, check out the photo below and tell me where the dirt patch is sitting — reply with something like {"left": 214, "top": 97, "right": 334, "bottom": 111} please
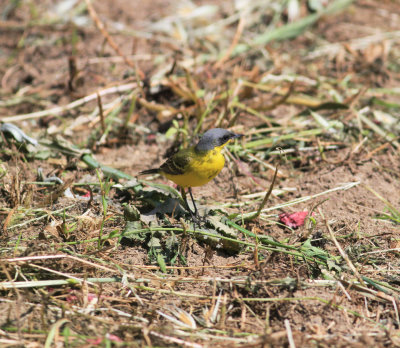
{"left": 1, "top": 0, "right": 400, "bottom": 346}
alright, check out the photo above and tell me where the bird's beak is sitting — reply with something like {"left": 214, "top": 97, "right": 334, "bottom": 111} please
{"left": 232, "top": 133, "right": 244, "bottom": 139}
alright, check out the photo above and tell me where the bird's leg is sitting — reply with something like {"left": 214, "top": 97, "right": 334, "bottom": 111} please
{"left": 180, "top": 187, "right": 201, "bottom": 224}
{"left": 180, "top": 187, "right": 188, "bottom": 210}
{"left": 188, "top": 187, "right": 199, "bottom": 218}
{"left": 180, "top": 187, "right": 194, "bottom": 214}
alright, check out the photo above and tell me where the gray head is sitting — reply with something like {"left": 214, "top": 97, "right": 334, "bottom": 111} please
{"left": 195, "top": 128, "right": 243, "bottom": 152}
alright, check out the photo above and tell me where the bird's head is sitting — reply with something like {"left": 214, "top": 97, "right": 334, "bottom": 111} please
{"left": 195, "top": 128, "right": 243, "bottom": 152}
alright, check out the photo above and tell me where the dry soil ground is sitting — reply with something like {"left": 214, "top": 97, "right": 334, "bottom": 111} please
{"left": 1, "top": 0, "right": 400, "bottom": 347}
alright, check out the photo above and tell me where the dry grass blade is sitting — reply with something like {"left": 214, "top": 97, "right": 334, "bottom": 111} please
{"left": 1, "top": 83, "right": 136, "bottom": 122}
{"left": 284, "top": 319, "right": 296, "bottom": 348}
{"left": 149, "top": 331, "right": 203, "bottom": 348}
{"left": 1, "top": 0, "right": 399, "bottom": 346}
{"left": 250, "top": 0, "right": 353, "bottom": 48}
{"left": 2, "top": 206, "right": 17, "bottom": 237}
{"left": 250, "top": 165, "right": 279, "bottom": 220}
{"left": 358, "top": 110, "right": 400, "bottom": 149}
{"left": 85, "top": 0, "right": 144, "bottom": 78}
{"left": 318, "top": 207, "right": 366, "bottom": 287}
{"left": 237, "top": 181, "right": 360, "bottom": 219}
{"left": 44, "top": 319, "right": 69, "bottom": 348}
{"left": 214, "top": 16, "right": 245, "bottom": 68}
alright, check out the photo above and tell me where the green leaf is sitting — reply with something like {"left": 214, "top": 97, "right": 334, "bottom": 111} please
{"left": 327, "top": 258, "right": 342, "bottom": 273}
{"left": 301, "top": 238, "right": 329, "bottom": 260}
{"left": 45, "top": 319, "right": 70, "bottom": 348}
{"left": 191, "top": 216, "right": 243, "bottom": 254}
{"left": 120, "top": 221, "right": 146, "bottom": 242}
{"left": 165, "top": 127, "right": 178, "bottom": 138}
{"left": 207, "top": 215, "right": 238, "bottom": 240}
{"left": 165, "top": 233, "right": 179, "bottom": 252}
{"left": 123, "top": 204, "right": 141, "bottom": 222}
{"left": 156, "top": 253, "right": 167, "bottom": 273}
{"left": 141, "top": 180, "right": 182, "bottom": 200}
{"left": 148, "top": 236, "right": 162, "bottom": 249}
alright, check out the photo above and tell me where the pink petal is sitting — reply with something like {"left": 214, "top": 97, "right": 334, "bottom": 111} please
{"left": 87, "top": 337, "right": 103, "bottom": 345}
{"left": 279, "top": 211, "right": 308, "bottom": 228}
{"left": 107, "top": 334, "right": 123, "bottom": 342}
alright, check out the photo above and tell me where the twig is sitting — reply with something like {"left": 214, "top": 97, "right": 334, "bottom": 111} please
{"left": 149, "top": 331, "right": 203, "bottom": 348}
{"left": 6, "top": 204, "right": 78, "bottom": 230}
{"left": 29, "top": 264, "right": 95, "bottom": 286}
{"left": 1, "top": 83, "right": 136, "bottom": 122}
{"left": 85, "top": 0, "right": 144, "bottom": 78}
{"left": 306, "top": 30, "right": 400, "bottom": 59}
{"left": 235, "top": 181, "right": 360, "bottom": 219}
{"left": 363, "top": 142, "right": 391, "bottom": 160}
{"left": 393, "top": 298, "right": 400, "bottom": 325}
{"left": 252, "top": 166, "right": 279, "bottom": 220}
{"left": 284, "top": 319, "right": 296, "bottom": 348}
{"left": 2, "top": 206, "right": 17, "bottom": 237}
{"left": 338, "top": 281, "right": 352, "bottom": 301}
{"left": 360, "top": 248, "right": 400, "bottom": 255}
{"left": 318, "top": 207, "right": 366, "bottom": 287}
{"left": 97, "top": 92, "right": 106, "bottom": 135}
{"left": 246, "top": 153, "right": 287, "bottom": 177}
{"left": 214, "top": 16, "right": 245, "bottom": 68}
{"left": 6, "top": 254, "right": 67, "bottom": 263}
{"left": 0, "top": 278, "right": 119, "bottom": 289}
{"left": 358, "top": 110, "right": 400, "bottom": 149}
{"left": 86, "top": 54, "right": 152, "bottom": 65}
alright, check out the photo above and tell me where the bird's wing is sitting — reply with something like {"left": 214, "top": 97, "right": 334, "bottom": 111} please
{"left": 159, "top": 148, "right": 192, "bottom": 175}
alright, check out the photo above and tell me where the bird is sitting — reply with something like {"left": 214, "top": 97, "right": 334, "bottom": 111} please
{"left": 139, "top": 128, "right": 243, "bottom": 220}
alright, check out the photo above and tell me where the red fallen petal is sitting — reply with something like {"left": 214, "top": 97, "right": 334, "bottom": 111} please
{"left": 87, "top": 293, "right": 98, "bottom": 301}
{"left": 107, "top": 334, "right": 123, "bottom": 342}
{"left": 147, "top": 134, "right": 156, "bottom": 141}
{"left": 87, "top": 337, "right": 103, "bottom": 344}
{"left": 279, "top": 211, "right": 308, "bottom": 229}
{"left": 66, "top": 295, "right": 78, "bottom": 303}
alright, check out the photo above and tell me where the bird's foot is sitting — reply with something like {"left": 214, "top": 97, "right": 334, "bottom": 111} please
{"left": 187, "top": 209, "right": 206, "bottom": 227}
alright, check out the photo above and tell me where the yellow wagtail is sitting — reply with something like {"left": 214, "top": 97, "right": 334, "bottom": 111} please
{"left": 139, "top": 128, "right": 243, "bottom": 219}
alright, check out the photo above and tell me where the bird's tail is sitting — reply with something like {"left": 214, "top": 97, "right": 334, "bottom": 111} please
{"left": 138, "top": 168, "right": 160, "bottom": 175}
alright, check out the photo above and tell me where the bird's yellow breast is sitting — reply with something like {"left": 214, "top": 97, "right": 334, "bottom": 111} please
{"left": 163, "top": 146, "right": 225, "bottom": 188}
